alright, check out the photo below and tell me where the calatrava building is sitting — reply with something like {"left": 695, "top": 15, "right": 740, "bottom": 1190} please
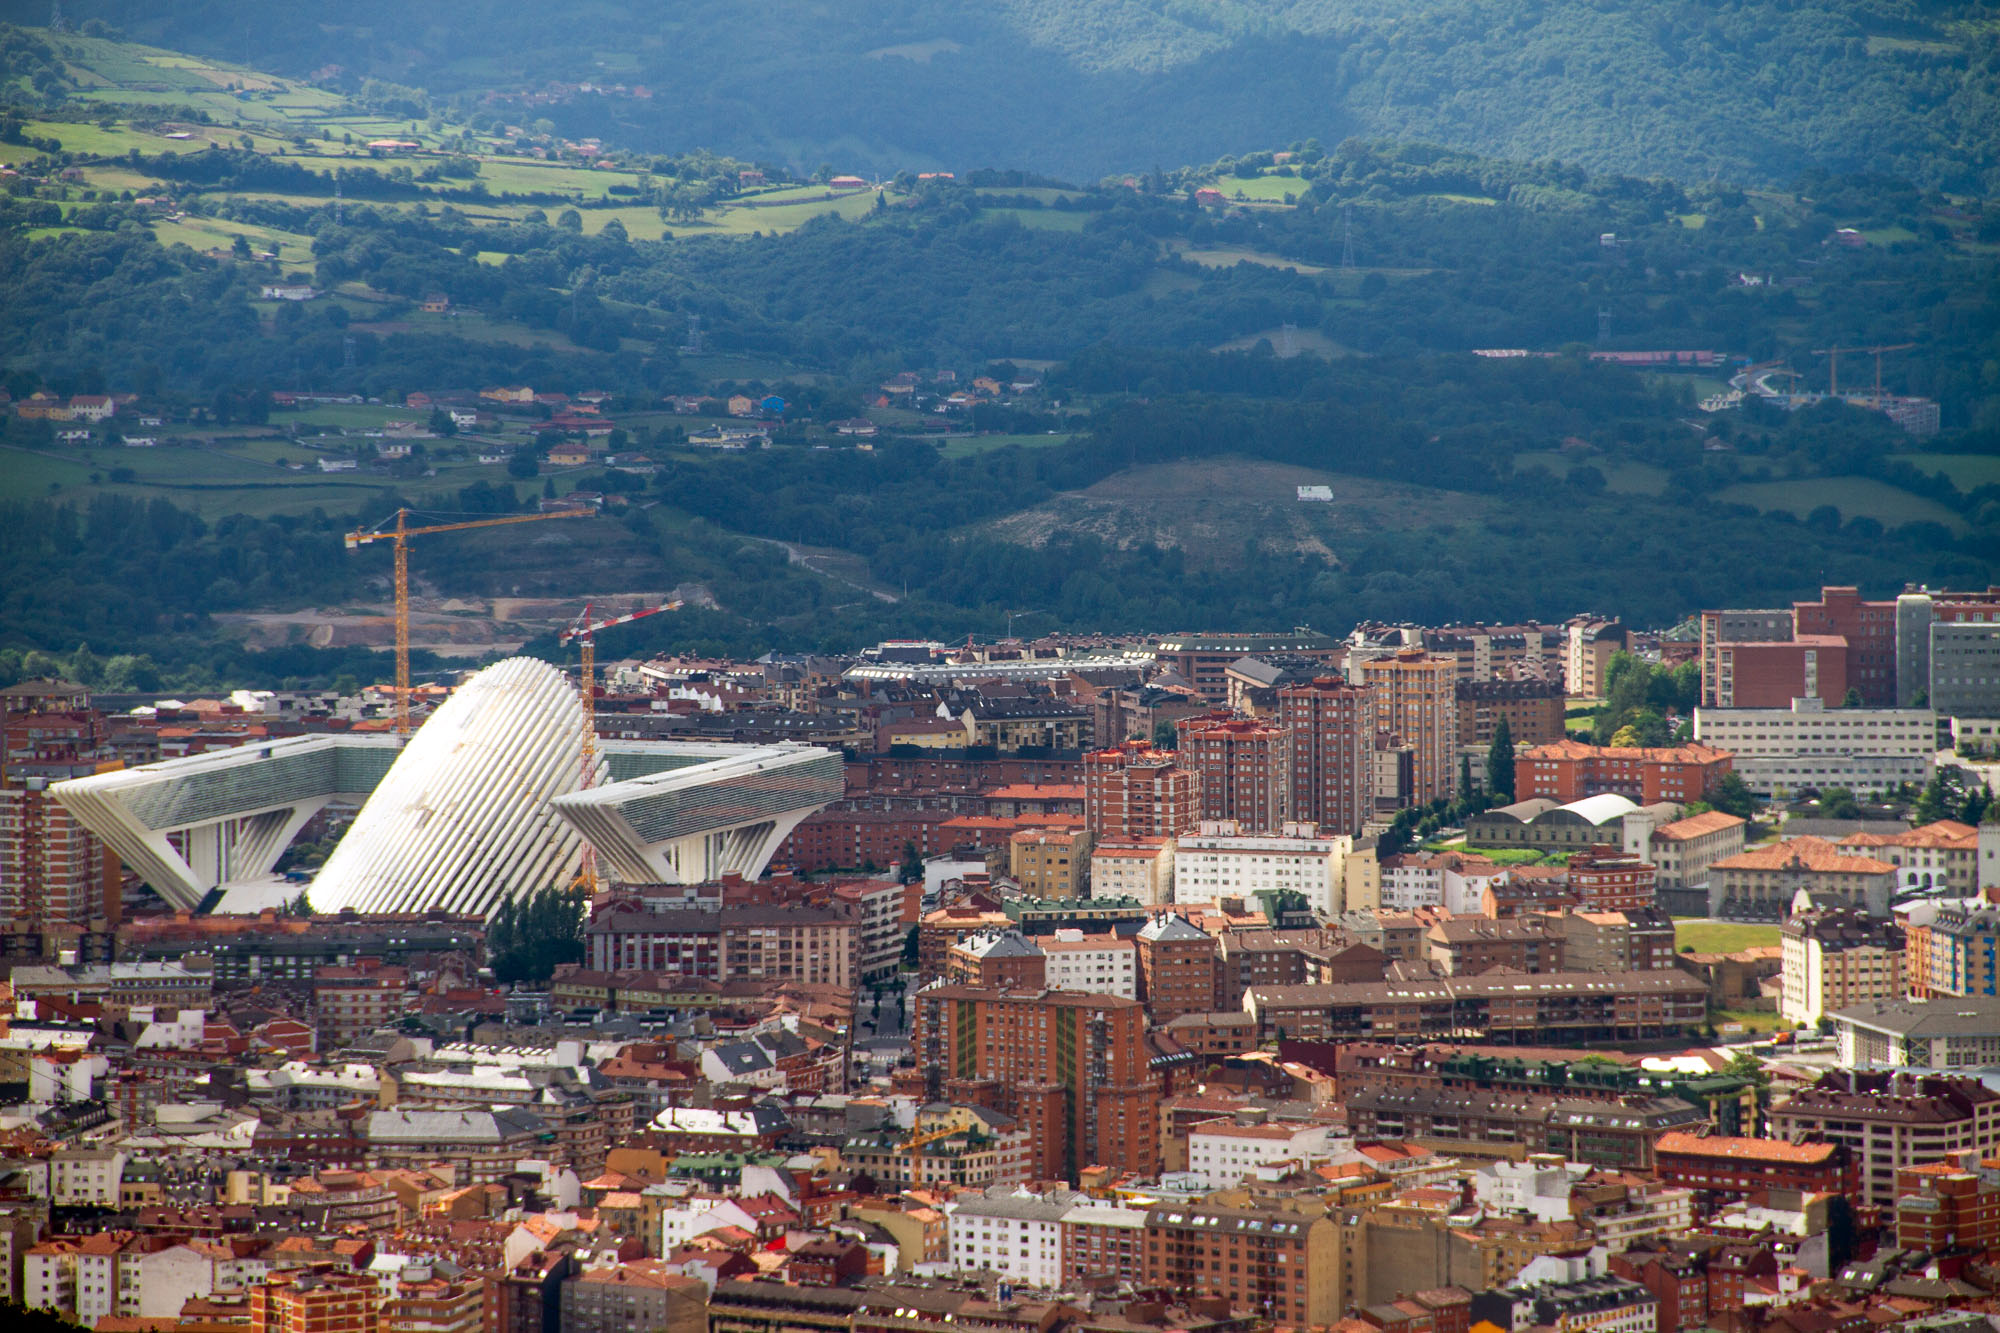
{"left": 52, "top": 657, "right": 842, "bottom": 919}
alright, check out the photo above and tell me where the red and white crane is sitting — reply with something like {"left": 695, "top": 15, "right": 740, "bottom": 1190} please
{"left": 559, "top": 600, "right": 683, "bottom": 894}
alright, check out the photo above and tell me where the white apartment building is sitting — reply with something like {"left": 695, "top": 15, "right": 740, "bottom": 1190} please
{"left": 1173, "top": 821, "right": 1348, "bottom": 915}
{"left": 1186, "top": 1119, "right": 1340, "bottom": 1189}
{"left": 24, "top": 1241, "right": 78, "bottom": 1314}
{"left": 49, "top": 1147, "right": 125, "bottom": 1206}
{"left": 1693, "top": 698, "right": 1936, "bottom": 796}
{"left": 1037, "top": 930, "right": 1138, "bottom": 999}
{"left": 1623, "top": 809, "right": 1746, "bottom": 892}
{"left": 834, "top": 879, "right": 906, "bottom": 980}
{"left": 1090, "top": 839, "right": 1175, "bottom": 905}
{"left": 945, "top": 1187, "right": 1079, "bottom": 1287}
{"left": 1472, "top": 1156, "right": 1584, "bottom": 1223}
{"left": 1779, "top": 911, "right": 1905, "bottom": 1026}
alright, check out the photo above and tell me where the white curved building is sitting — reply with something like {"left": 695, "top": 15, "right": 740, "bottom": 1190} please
{"left": 53, "top": 657, "right": 842, "bottom": 919}
{"left": 306, "top": 655, "right": 587, "bottom": 917}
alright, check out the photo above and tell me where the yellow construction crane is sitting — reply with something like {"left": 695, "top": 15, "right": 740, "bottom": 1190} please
{"left": 1811, "top": 343, "right": 1915, "bottom": 398}
{"left": 344, "top": 507, "right": 591, "bottom": 735}
{"left": 558, "top": 600, "right": 683, "bottom": 895}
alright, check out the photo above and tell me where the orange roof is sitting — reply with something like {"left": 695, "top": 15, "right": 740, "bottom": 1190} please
{"left": 1712, "top": 837, "right": 1894, "bottom": 876}
{"left": 1521, "top": 739, "right": 1731, "bottom": 764}
{"left": 1655, "top": 810, "right": 1747, "bottom": 840}
{"left": 1839, "top": 820, "right": 1977, "bottom": 851}
{"left": 983, "top": 783, "right": 1086, "bottom": 801}
{"left": 1655, "top": 1132, "right": 1840, "bottom": 1165}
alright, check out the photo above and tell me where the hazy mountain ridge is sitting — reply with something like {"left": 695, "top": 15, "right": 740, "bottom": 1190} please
{"left": 24, "top": 0, "right": 2000, "bottom": 187}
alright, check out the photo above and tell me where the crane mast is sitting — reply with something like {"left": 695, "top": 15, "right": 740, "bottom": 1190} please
{"left": 344, "top": 507, "right": 590, "bottom": 734}
{"left": 559, "top": 600, "right": 683, "bottom": 895}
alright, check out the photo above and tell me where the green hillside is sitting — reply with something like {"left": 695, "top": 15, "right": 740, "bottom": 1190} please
{"left": 35, "top": 0, "right": 2000, "bottom": 189}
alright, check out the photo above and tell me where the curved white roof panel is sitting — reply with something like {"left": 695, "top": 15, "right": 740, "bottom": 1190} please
{"left": 1558, "top": 793, "right": 1642, "bottom": 826}
{"left": 307, "top": 656, "right": 587, "bottom": 918}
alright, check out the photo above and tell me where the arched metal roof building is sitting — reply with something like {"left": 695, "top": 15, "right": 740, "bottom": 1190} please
{"left": 53, "top": 657, "right": 842, "bottom": 919}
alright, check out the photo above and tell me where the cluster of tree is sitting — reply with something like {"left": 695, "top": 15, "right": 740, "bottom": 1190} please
{"left": 1590, "top": 652, "right": 1702, "bottom": 747}
{"left": 485, "top": 883, "right": 587, "bottom": 984}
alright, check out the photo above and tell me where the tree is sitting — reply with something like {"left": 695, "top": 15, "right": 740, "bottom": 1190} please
{"left": 898, "top": 840, "right": 924, "bottom": 885}
{"left": 488, "top": 883, "right": 587, "bottom": 984}
{"left": 506, "top": 449, "right": 538, "bottom": 480}
{"left": 556, "top": 208, "right": 583, "bottom": 232}
{"left": 1709, "top": 771, "right": 1757, "bottom": 820}
{"left": 1963, "top": 783, "right": 1993, "bottom": 827}
{"left": 1841, "top": 686, "right": 1863, "bottom": 708}
{"left": 1915, "top": 770, "right": 1954, "bottom": 826}
{"left": 1151, "top": 718, "right": 1178, "bottom": 750}
{"left": 1487, "top": 716, "right": 1516, "bottom": 800}
{"left": 428, "top": 407, "right": 457, "bottom": 438}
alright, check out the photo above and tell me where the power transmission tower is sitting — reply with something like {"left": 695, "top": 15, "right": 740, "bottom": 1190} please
{"left": 48, "top": 0, "right": 65, "bottom": 32}
{"left": 1341, "top": 204, "right": 1355, "bottom": 269}
{"left": 342, "top": 333, "right": 356, "bottom": 369}
{"left": 1597, "top": 307, "right": 1612, "bottom": 345}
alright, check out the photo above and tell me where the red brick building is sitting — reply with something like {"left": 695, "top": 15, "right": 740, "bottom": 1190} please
{"left": 1795, "top": 586, "right": 1899, "bottom": 706}
{"left": 776, "top": 807, "right": 953, "bottom": 873}
{"left": 1278, "top": 677, "right": 1377, "bottom": 837}
{"left": 1651, "top": 1132, "right": 1856, "bottom": 1199}
{"left": 1566, "top": 846, "right": 1658, "bottom": 912}
{"left": 1516, "top": 740, "right": 1733, "bottom": 805}
{"left": 1895, "top": 1155, "right": 2000, "bottom": 1251}
{"left": 1083, "top": 742, "right": 1196, "bottom": 840}
{"left": 945, "top": 930, "right": 1048, "bottom": 990}
{"left": 912, "top": 983, "right": 1161, "bottom": 1180}
{"left": 1135, "top": 912, "right": 1222, "bottom": 1023}
{"left": 1177, "top": 714, "right": 1290, "bottom": 832}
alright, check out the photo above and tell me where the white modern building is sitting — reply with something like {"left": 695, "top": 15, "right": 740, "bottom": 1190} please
{"left": 53, "top": 657, "right": 842, "bottom": 918}
{"left": 1173, "top": 821, "right": 1349, "bottom": 915}
{"left": 1036, "top": 929, "right": 1138, "bottom": 999}
{"left": 1090, "top": 839, "right": 1175, "bottom": 905}
{"left": 1693, "top": 697, "right": 1936, "bottom": 796}
{"left": 1186, "top": 1119, "right": 1341, "bottom": 1189}
{"left": 944, "top": 1186, "right": 1079, "bottom": 1287}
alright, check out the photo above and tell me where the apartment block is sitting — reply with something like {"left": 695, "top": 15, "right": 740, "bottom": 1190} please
{"left": 1172, "top": 821, "right": 1350, "bottom": 916}
{"left": 1454, "top": 678, "right": 1568, "bottom": 749}
{"left": 1141, "top": 1203, "right": 1341, "bottom": 1331}
{"left": 1089, "top": 838, "right": 1175, "bottom": 905}
{"left": 1770, "top": 1071, "right": 2000, "bottom": 1207}
{"left": 912, "top": 983, "right": 1161, "bottom": 1180}
{"left": 1516, "top": 740, "right": 1732, "bottom": 806}
{"left": 1779, "top": 908, "right": 1905, "bottom": 1025}
{"left": 1135, "top": 912, "right": 1222, "bottom": 1023}
{"left": 1278, "top": 677, "right": 1376, "bottom": 836}
{"left": 1083, "top": 742, "right": 1196, "bottom": 840}
{"left": 1361, "top": 651, "right": 1458, "bottom": 808}
{"left": 1177, "top": 714, "right": 1291, "bottom": 832}
{"left": 1693, "top": 696, "right": 1935, "bottom": 795}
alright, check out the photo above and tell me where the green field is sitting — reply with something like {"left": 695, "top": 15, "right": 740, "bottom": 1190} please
{"left": 1714, "top": 476, "right": 1968, "bottom": 533}
{"left": 1179, "top": 246, "right": 1328, "bottom": 275}
{"left": 1456, "top": 846, "right": 1553, "bottom": 864}
{"left": 1208, "top": 173, "right": 1307, "bottom": 203}
{"left": 938, "top": 431, "right": 1075, "bottom": 459}
{"left": 1674, "top": 919, "right": 1781, "bottom": 953}
{"left": 1893, "top": 453, "right": 2000, "bottom": 490}
{"left": 1514, "top": 451, "right": 1670, "bottom": 496}
{"left": 981, "top": 207, "right": 1088, "bottom": 232}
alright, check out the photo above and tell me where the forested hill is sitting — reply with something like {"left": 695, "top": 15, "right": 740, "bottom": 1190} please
{"left": 35, "top": 0, "right": 2000, "bottom": 190}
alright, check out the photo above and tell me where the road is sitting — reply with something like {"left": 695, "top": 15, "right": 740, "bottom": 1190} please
{"left": 744, "top": 536, "right": 900, "bottom": 603}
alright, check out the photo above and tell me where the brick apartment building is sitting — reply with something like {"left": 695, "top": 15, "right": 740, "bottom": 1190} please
{"left": 1278, "top": 677, "right": 1377, "bottom": 837}
{"left": 1135, "top": 913, "right": 1222, "bottom": 1022}
{"left": 1700, "top": 586, "right": 1897, "bottom": 708}
{"left": 912, "top": 983, "right": 1161, "bottom": 1180}
{"left": 1770, "top": 1071, "right": 2000, "bottom": 1207}
{"left": 1361, "top": 651, "right": 1458, "bottom": 807}
{"left": 1455, "top": 678, "right": 1568, "bottom": 749}
{"left": 1245, "top": 969, "right": 1707, "bottom": 1044}
{"left": 1651, "top": 1132, "right": 1856, "bottom": 1201}
{"left": 1516, "top": 740, "right": 1733, "bottom": 805}
{"left": 1178, "top": 714, "right": 1291, "bottom": 832}
{"left": 1141, "top": 1203, "right": 1342, "bottom": 1330}
{"left": 1566, "top": 846, "right": 1658, "bottom": 913}
{"left": 1083, "top": 742, "right": 1196, "bottom": 840}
